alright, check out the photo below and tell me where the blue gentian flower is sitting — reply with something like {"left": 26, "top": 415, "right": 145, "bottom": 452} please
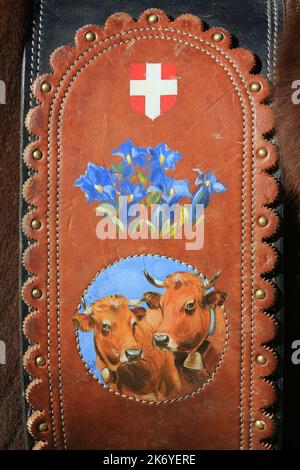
{"left": 191, "top": 169, "right": 227, "bottom": 221}
{"left": 148, "top": 175, "right": 191, "bottom": 206}
{"left": 193, "top": 169, "right": 227, "bottom": 206}
{"left": 148, "top": 143, "right": 182, "bottom": 182}
{"left": 119, "top": 181, "right": 146, "bottom": 204}
{"left": 112, "top": 139, "right": 148, "bottom": 178}
{"left": 75, "top": 163, "right": 117, "bottom": 204}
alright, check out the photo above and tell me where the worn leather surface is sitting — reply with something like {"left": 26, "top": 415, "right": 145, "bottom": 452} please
{"left": 21, "top": 1, "right": 283, "bottom": 451}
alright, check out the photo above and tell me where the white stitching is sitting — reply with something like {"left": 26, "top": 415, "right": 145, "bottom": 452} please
{"left": 35, "top": 0, "right": 59, "bottom": 450}
{"left": 266, "top": 0, "right": 272, "bottom": 79}
{"left": 29, "top": 8, "right": 38, "bottom": 110}
{"left": 74, "top": 254, "right": 230, "bottom": 404}
{"left": 272, "top": 0, "right": 279, "bottom": 80}
{"left": 28, "top": 0, "right": 58, "bottom": 449}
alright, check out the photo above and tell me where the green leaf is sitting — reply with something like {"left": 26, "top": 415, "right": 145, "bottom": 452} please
{"left": 146, "top": 192, "right": 161, "bottom": 206}
{"left": 112, "top": 216, "right": 125, "bottom": 232}
{"left": 194, "top": 213, "right": 204, "bottom": 227}
{"left": 96, "top": 204, "right": 115, "bottom": 216}
{"left": 169, "top": 223, "right": 178, "bottom": 238}
{"left": 180, "top": 205, "right": 190, "bottom": 225}
{"left": 137, "top": 171, "right": 148, "bottom": 185}
{"left": 160, "top": 219, "right": 171, "bottom": 238}
{"left": 111, "top": 162, "right": 123, "bottom": 173}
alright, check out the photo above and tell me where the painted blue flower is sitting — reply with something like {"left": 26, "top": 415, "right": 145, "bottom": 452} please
{"left": 191, "top": 169, "right": 227, "bottom": 221}
{"left": 193, "top": 169, "right": 227, "bottom": 205}
{"left": 148, "top": 175, "right": 191, "bottom": 206}
{"left": 119, "top": 181, "right": 146, "bottom": 204}
{"left": 75, "top": 163, "right": 117, "bottom": 204}
{"left": 112, "top": 139, "right": 148, "bottom": 178}
{"left": 148, "top": 143, "right": 182, "bottom": 182}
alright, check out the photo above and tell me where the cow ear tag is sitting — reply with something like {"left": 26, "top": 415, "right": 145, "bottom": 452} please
{"left": 183, "top": 351, "right": 204, "bottom": 370}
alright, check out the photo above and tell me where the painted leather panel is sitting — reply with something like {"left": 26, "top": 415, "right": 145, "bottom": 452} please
{"left": 22, "top": 10, "right": 279, "bottom": 450}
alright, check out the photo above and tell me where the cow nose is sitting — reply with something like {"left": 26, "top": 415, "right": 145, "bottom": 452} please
{"left": 153, "top": 333, "right": 170, "bottom": 348}
{"left": 125, "top": 348, "right": 142, "bottom": 362}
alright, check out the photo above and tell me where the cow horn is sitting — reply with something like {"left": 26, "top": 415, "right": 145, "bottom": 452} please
{"left": 80, "top": 297, "right": 87, "bottom": 311}
{"left": 143, "top": 270, "right": 165, "bottom": 288}
{"left": 208, "top": 270, "right": 221, "bottom": 287}
{"left": 80, "top": 297, "right": 93, "bottom": 315}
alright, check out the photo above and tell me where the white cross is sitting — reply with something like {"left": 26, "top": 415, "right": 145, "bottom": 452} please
{"left": 130, "top": 63, "right": 177, "bottom": 120}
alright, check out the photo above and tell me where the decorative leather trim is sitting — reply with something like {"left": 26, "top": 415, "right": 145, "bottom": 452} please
{"left": 22, "top": 9, "right": 279, "bottom": 450}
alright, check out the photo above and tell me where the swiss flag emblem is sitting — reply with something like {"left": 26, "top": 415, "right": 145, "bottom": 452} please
{"left": 130, "top": 63, "right": 178, "bottom": 120}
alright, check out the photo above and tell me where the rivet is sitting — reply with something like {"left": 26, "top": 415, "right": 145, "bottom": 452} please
{"left": 32, "top": 149, "right": 43, "bottom": 160}
{"left": 148, "top": 13, "right": 159, "bottom": 24}
{"left": 38, "top": 422, "right": 49, "bottom": 432}
{"left": 32, "top": 288, "right": 42, "bottom": 299}
{"left": 41, "top": 82, "right": 51, "bottom": 93}
{"left": 255, "top": 420, "right": 266, "bottom": 430}
{"left": 36, "top": 356, "right": 46, "bottom": 367}
{"left": 257, "top": 215, "right": 268, "bottom": 227}
{"left": 257, "top": 147, "right": 268, "bottom": 158}
{"left": 256, "top": 355, "right": 267, "bottom": 365}
{"left": 85, "top": 31, "right": 96, "bottom": 42}
{"left": 31, "top": 219, "right": 41, "bottom": 230}
{"left": 250, "top": 81, "right": 262, "bottom": 93}
{"left": 212, "top": 32, "right": 224, "bottom": 42}
{"left": 255, "top": 288, "right": 266, "bottom": 300}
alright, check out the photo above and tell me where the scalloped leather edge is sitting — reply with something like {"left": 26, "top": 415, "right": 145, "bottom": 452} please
{"left": 22, "top": 8, "right": 280, "bottom": 450}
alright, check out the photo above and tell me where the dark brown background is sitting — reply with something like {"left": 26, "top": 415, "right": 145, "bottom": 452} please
{"left": 0, "top": 0, "right": 300, "bottom": 450}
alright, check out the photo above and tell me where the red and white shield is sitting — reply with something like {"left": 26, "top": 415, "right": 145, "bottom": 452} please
{"left": 129, "top": 63, "right": 178, "bottom": 120}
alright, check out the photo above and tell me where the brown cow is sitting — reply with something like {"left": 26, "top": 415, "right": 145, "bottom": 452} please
{"left": 143, "top": 270, "right": 227, "bottom": 377}
{"left": 72, "top": 294, "right": 183, "bottom": 401}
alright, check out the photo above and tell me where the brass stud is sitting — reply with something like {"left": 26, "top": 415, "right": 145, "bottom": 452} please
{"left": 212, "top": 32, "right": 224, "bottom": 42}
{"left": 31, "top": 219, "right": 41, "bottom": 230}
{"left": 41, "top": 82, "right": 51, "bottom": 93}
{"left": 257, "top": 147, "right": 268, "bottom": 158}
{"left": 255, "top": 420, "right": 266, "bottom": 430}
{"left": 256, "top": 355, "right": 267, "bottom": 365}
{"left": 32, "top": 149, "right": 43, "bottom": 160}
{"left": 147, "top": 13, "right": 159, "bottom": 24}
{"left": 250, "top": 81, "right": 262, "bottom": 93}
{"left": 32, "top": 288, "right": 42, "bottom": 299}
{"left": 85, "top": 31, "right": 96, "bottom": 42}
{"left": 38, "top": 422, "right": 49, "bottom": 432}
{"left": 257, "top": 215, "right": 268, "bottom": 227}
{"left": 36, "top": 356, "right": 46, "bottom": 367}
{"left": 255, "top": 288, "right": 266, "bottom": 300}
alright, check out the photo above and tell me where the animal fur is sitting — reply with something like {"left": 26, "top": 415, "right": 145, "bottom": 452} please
{"left": 275, "top": 0, "right": 300, "bottom": 450}
{"left": 0, "top": 0, "right": 32, "bottom": 450}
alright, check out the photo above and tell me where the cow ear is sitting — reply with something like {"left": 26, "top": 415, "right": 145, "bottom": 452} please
{"left": 72, "top": 313, "right": 96, "bottom": 331}
{"left": 132, "top": 307, "right": 146, "bottom": 320}
{"left": 142, "top": 291, "right": 161, "bottom": 309}
{"left": 202, "top": 290, "right": 227, "bottom": 308}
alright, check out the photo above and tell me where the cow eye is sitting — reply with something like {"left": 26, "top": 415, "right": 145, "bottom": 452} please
{"left": 185, "top": 301, "right": 195, "bottom": 314}
{"left": 131, "top": 318, "right": 137, "bottom": 330}
{"left": 101, "top": 320, "right": 111, "bottom": 334}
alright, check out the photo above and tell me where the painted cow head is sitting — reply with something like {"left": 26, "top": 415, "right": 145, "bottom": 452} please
{"left": 73, "top": 295, "right": 146, "bottom": 371}
{"left": 143, "top": 270, "right": 226, "bottom": 353}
